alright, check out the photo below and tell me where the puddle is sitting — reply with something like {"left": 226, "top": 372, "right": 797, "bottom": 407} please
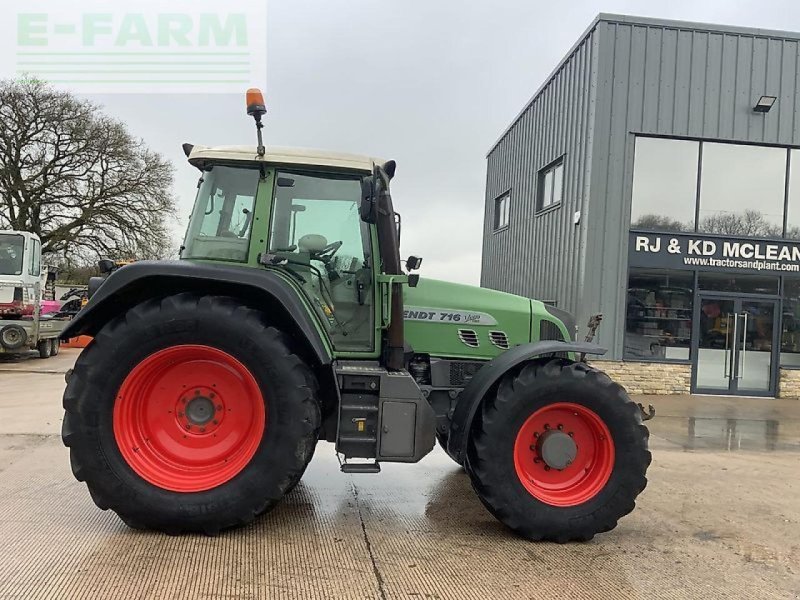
{"left": 649, "top": 416, "right": 800, "bottom": 452}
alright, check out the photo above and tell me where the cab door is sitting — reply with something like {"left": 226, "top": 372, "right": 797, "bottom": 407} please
{"left": 266, "top": 170, "right": 376, "bottom": 353}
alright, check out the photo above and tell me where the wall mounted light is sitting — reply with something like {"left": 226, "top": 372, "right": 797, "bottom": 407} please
{"left": 753, "top": 95, "right": 777, "bottom": 113}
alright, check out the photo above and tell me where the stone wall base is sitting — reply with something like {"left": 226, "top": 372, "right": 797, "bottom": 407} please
{"left": 590, "top": 360, "right": 691, "bottom": 395}
{"left": 591, "top": 360, "right": 800, "bottom": 398}
{"left": 778, "top": 369, "right": 800, "bottom": 399}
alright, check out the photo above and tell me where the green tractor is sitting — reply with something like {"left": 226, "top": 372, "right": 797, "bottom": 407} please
{"left": 61, "top": 90, "right": 651, "bottom": 542}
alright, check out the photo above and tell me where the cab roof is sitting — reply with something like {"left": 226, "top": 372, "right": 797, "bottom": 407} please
{"left": 187, "top": 145, "right": 381, "bottom": 173}
{"left": 0, "top": 230, "right": 39, "bottom": 240}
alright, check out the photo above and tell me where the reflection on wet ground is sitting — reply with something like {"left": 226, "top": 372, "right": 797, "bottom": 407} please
{"left": 649, "top": 416, "right": 800, "bottom": 452}
{"left": 646, "top": 393, "right": 800, "bottom": 453}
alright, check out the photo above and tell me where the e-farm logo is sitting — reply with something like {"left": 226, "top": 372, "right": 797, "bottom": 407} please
{"left": 3, "top": 1, "right": 266, "bottom": 93}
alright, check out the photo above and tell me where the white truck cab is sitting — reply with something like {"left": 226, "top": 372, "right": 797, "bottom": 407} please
{"left": 0, "top": 230, "right": 43, "bottom": 316}
{"left": 0, "top": 230, "right": 66, "bottom": 358}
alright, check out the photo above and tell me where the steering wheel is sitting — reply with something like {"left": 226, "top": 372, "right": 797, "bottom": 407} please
{"left": 316, "top": 240, "right": 343, "bottom": 261}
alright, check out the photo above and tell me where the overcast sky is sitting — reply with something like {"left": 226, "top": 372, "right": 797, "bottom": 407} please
{"left": 87, "top": 0, "right": 800, "bottom": 285}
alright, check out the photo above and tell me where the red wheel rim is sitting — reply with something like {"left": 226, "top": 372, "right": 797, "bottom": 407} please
{"left": 113, "top": 345, "right": 266, "bottom": 493}
{"left": 513, "top": 402, "right": 614, "bottom": 507}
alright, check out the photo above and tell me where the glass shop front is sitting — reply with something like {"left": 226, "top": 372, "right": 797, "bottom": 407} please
{"left": 625, "top": 136, "right": 800, "bottom": 396}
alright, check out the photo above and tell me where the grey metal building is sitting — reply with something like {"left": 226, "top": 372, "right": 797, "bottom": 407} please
{"left": 481, "top": 13, "right": 800, "bottom": 397}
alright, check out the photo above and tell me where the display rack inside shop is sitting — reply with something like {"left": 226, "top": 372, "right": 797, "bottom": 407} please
{"left": 626, "top": 286, "right": 692, "bottom": 358}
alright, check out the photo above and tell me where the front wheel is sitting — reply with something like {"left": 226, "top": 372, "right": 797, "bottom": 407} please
{"left": 62, "top": 294, "right": 321, "bottom": 534}
{"left": 466, "top": 359, "right": 650, "bottom": 542}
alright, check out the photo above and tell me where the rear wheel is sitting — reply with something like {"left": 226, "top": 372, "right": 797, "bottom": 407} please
{"left": 51, "top": 338, "right": 60, "bottom": 356}
{"left": 37, "top": 339, "right": 52, "bottom": 358}
{"left": 466, "top": 359, "right": 650, "bottom": 542}
{"left": 62, "top": 293, "right": 321, "bottom": 534}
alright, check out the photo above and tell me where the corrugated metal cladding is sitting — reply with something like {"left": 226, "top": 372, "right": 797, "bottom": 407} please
{"left": 481, "top": 26, "right": 598, "bottom": 319}
{"left": 482, "top": 13, "right": 800, "bottom": 358}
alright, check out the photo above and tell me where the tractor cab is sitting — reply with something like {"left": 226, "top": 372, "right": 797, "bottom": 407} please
{"left": 179, "top": 92, "right": 404, "bottom": 359}
{"left": 179, "top": 145, "right": 389, "bottom": 354}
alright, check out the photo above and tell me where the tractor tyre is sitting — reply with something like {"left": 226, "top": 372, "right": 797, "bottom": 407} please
{"left": 466, "top": 358, "right": 650, "bottom": 542}
{"left": 51, "top": 338, "right": 60, "bottom": 356}
{"left": 37, "top": 339, "right": 52, "bottom": 358}
{"left": 62, "top": 293, "right": 321, "bottom": 534}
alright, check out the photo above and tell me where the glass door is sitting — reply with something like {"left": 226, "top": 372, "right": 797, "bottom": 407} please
{"left": 737, "top": 300, "right": 777, "bottom": 394}
{"left": 693, "top": 296, "right": 778, "bottom": 396}
{"left": 695, "top": 297, "right": 737, "bottom": 393}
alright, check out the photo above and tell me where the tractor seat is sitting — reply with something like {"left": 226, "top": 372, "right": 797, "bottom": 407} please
{"left": 298, "top": 234, "right": 328, "bottom": 254}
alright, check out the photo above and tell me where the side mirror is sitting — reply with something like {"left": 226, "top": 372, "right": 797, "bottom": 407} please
{"left": 406, "top": 256, "right": 423, "bottom": 271}
{"left": 360, "top": 178, "right": 377, "bottom": 223}
{"left": 97, "top": 259, "right": 116, "bottom": 274}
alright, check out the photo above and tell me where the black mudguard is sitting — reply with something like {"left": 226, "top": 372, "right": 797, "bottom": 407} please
{"left": 61, "top": 260, "right": 332, "bottom": 365}
{"left": 445, "top": 341, "right": 607, "bottom": 463}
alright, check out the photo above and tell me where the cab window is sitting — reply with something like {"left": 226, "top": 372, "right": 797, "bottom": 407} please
{"left": 182, "top": 166, "right": 260, "bottom": 262}
{"left": 29, "top": 238, "right": 41, "bottom": 276}
{"left": 269, "top": 171, "right": 374, "bottom": 351}
{"left": 0, "top": 234, "right": 24, "bottom": 276}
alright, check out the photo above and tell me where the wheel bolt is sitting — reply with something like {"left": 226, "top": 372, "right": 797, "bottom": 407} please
{"left": 544, "top": 465, "right": 551, "bottom": 471}
{"left": 557, "top": 424, "right": 564, "bottom": 430}
{"left": 530, "top": 444, "right": 536, "bottom": 451}
{"left": 544, "top": 424, "right": 550, "bottom": 430}
{"left": 534, "top": 458, "right": 541, "bottom": 464}
{"left": 568, "top": 432, "right": 574, "bottom": 437}
{"left": 216, "top": 405, "right": 223, "bottom": 411}
{"left": 210, "top": 393, "right": 216, "bottom": 399}
{"left": 200, "top": 428, "right": 206, "bottom": 433}
{"left": 195, "top": 390, "right": 201, "bottom": 395}
{"left": 185, "top": 424, "right": 192, "bottom": 431}
{"left": 533, "top": 432, "right": 539, "bottom": 438}
{"left": 212, "top": 420, "right": 218, "bottom": 425}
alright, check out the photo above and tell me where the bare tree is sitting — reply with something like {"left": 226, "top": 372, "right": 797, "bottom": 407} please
{"left": 698, "top": 209, "right": 782, "bottom": 238}
{"left": 631, "top": 214, "right": 690, "bottom": 232}
{"left": 0, "top": 78, "right": 175, "bottom": 262}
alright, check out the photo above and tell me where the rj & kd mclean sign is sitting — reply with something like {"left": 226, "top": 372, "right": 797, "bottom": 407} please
{"left": 628, "top": 231, "right": 800, "bottom": 275}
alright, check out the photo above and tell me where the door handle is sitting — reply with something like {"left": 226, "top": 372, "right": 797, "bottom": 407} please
{"left": 724, "top": 313, "right": 737, "bottom": 380}
{"left": 738, "top": 312, "right": 748, "bottom": 379}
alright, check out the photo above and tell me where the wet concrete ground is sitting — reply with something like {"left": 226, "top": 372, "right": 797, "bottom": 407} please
{"left": 1, "top": 349, "right": 799, "bottom": 599}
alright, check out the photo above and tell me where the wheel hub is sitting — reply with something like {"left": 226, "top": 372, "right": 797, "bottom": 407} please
{"left": 537, "top": 429, "right": 577, "bottom": 470}
{"left": 175, "top": 386, "right": 224, "bottom": 434}
{"left": 185, "top": 396, "right": 215, "bottom": 426}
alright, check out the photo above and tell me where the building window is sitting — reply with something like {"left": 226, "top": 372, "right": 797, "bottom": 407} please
{"left": 785, "top": 150, "right": 800, "bottom": 240}
{"left": 697, "top": 273, "right": 779, "bottom": 295}
{"left": 537, "top": 158, "right": 564, "bottom": 211}
{"left": 625, "top": 269, "right": 693, "bottom": 361}
{"left": 494, "top": 191, "right": 510, "bottom": 230}
{"left": 630, "top": 137, "right": 698, "bottom": 232}
{"left": 698, "top": 143, "right": 786, "bottom": 237}
{"left": 782, "top": 278, "right": 800, "bottom": 367}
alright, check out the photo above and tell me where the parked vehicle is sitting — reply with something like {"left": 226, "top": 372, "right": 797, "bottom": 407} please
{"left": 57, "top": 287, "right": 88, "bottom": 318}
{"left": 0, "top": 231, "right": 67, "bottom": 358}
{"left": 61, "top": 90, "right": 651, "bottom": 541}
